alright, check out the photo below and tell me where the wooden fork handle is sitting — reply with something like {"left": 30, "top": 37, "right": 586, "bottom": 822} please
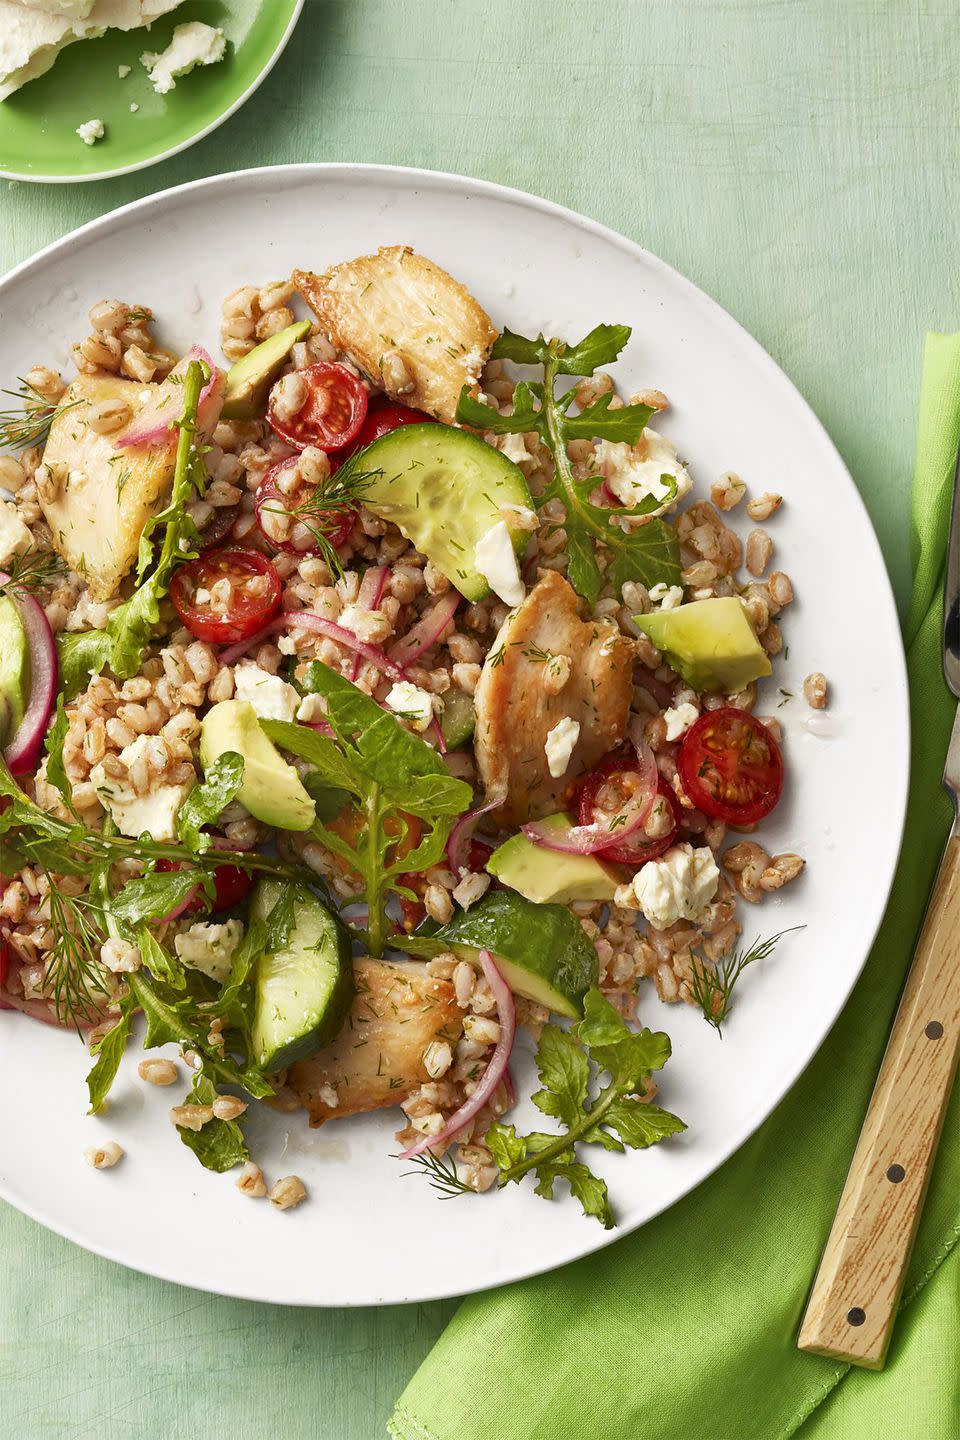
{"left": 797, "top": 831, "right": 960, "bottom": 1368}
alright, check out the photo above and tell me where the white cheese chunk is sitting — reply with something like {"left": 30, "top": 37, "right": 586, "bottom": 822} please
{"left": 385, "top": 680, "right": 436, "bottom": 733}
{"left": 632, "top": 843, "right": 719, "bottom": 931}
{"left": 648, "top": 582, "right": 684, "bottom": 611}
{"left": 19, "top": 2, "right": 95, "bottom": 16}
{"left": 597, "top": 429, "right": 692, "bottom": 515}
{"left": 497, "top": 432, "right": 529, "bottom": 468}
{"left": 544, "top": 716, "right": 581, "bottom": 778}
{"left": 90, "top": 735, "right": 195, "bottom": 841}
{"left": 233, "top": 662, "right": 299, "bottom": 723}
{"left": 141, "top": 19, "right": 225, "bottom": 94}
{"left": 0, "top": 500, "right": 31, "bottom": 567}
{"left": 117, "top": 61, "right": 130, "bottom": 76}
{"left": 76, "top": 116, "right": 104, "bottom": 144}
{"left": 0, "top": 0, "right": 184, "bottom": 102}
{"left": 663, "top": 701, "right": 699, "bottom": 742}
{"left": 174, "top": 919, "right": 244, "bottom": 984}
{"left": 474, "top": 519, "right": 524, "bottom": 606}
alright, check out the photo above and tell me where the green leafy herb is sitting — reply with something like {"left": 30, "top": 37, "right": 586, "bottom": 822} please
{"left": 485, "top": 989, "right": 685, "bottom": 1227}
{"left": 176, "top": 1072, "right": 250, "bottom": 1173}
{"left": 401, "top": 1147, "right": 474, "bottom": 1198}
{"left": 0, "top": 545, "right": 66, "bottom": 595}
{"left": 42, "top": 695, "right": 76, "bottom": 816}
{"left": 58, "top": 359, "right": 208, "bottom": 698}
{"left": 0, "top": 378, "right": 79, "bottom": 450}
{"left": 85, "top": 996, "right": 135, "bottom": 1114}
{"left": 689, "top": 928, "right": 803, "bottom": 1036}
{"left": 257, "top": 465, "right": 376, "bottom": 582}
{"left": 262, "top": 664, "right": 471, "bottom": 957}
{"left": 455, "top": 326, "right": 681, "bottom": 602}
{"left": 177, "top": 751, "right": 245, "bottom": 853}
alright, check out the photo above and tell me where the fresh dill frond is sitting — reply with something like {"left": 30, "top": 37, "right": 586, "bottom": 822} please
{"left": 259, "top": 466, "right": 378, "bottom": 581}
{"left": 43, "top": 880, "right": 111, "bottom": 1032}
{"left": 0, "top": 545, "right": 66, "bottom": 595}
{"left": 400, "top": 1147, "right": 473, "bottom": 1199}
{"left": 689, "top": 927, "right": 805, "bottom": 1036}
{"left": 0, "top": 380, "right": 79, "bottom": 451}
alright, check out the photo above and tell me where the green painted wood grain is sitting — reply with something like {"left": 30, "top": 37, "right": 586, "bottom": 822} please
{"left": 0, "top": 0, "right": 953, "bottom": 1434}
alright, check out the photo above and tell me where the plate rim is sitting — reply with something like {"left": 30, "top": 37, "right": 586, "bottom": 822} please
{"left": 0, "top": 163, "right": 911, "bottom": 1305}
{"left": 0, "top": 0, "right": 305, "bottom": 185}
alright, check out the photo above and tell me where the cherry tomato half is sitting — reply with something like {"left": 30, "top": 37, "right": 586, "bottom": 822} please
{"left": 268, "top": 363, "right": 368, "bottom": 453}
{"left": 198, "top": 505, "right": 239, "bottom": 551}
{"left": 677, "top": 707, "right": 784, "bottom": 826}
{"left": 349, "top": 399, "right": 436, "bottom": 454}
{"left": 157, "top": 859, "right": 254, "bottom": 915}
{"left": 255, "top": 458, "right": 356, "bottom": 556}
{"left": 575, "top": 752, "right": 681, "bottom": 866}
{"left": 170, "top": 548, "right": 281, "bottom": 644}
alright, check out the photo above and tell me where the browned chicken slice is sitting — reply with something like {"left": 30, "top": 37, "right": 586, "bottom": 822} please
{"left": 287, "top": 959, "right": 462, "bottom": 1126}
{"left": 294, "top": 246, "right": 497, "bottom": 422}
{"left": 474, "top": 570, "right": 635, "bottom": 827}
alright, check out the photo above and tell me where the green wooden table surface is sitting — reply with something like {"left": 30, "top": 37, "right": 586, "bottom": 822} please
{"left": 0, "top": 1, "right": 955, "bottom": 1434}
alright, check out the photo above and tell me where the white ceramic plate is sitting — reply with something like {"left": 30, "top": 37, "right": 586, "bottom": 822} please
{"left": 0, "top": 165, "right": 909, "bottom": 1306}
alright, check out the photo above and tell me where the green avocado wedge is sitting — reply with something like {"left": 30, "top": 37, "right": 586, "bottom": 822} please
{"left": 416, "top": 889, "right": 599, "bottom": 1019}
{"left": 200, "top": 701, "right": 315, "bottom": 831}
{"left": 222, "top": 321, "right": 312, "bottom": 419}
{"left": 633, "top": 596, "right": 771, "bottom": 694}
{"left": 487, "top": 815, "right": 620, "bottom": 906}
{"left": 0, "top": 595, "right": 30, "bottom": 749}
{"left": 342, "top": 423, "right": 533, "bottom": 601}
{"left": 250, "top": 879, "right": 354, "bottom": 1072}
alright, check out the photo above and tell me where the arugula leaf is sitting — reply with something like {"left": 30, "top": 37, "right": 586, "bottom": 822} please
{"left": 127, "top": 970, "right": 273, "bottom": 1100}
{"left": 42, "top": 695, "right": 76, "bottom": 815}
{"left": 265, "top": 667, "right": 471, "bottom": 957}
{"left": 177, "top": 751, "right": 244, "bottom": 853}
{"left": 456, "top": 327, "right": 682, "bottom": 603}
{"left": 58, "top": 359, "right": 209, "bottom": 698}
{"left": 176, "top": 1073, "right": 249, "bottom": 1173}
{"left": 85, "top": 999, "right": 134, "bottom": 1114}
{"left": 216, "top": 916, "right": 266, "bottom": 1038}
{"left": 135, "top": 925, "right": 187, "bottom": 992}
{"left": 486, "top": 987, "right": 685, "bottom": 1227}
{"left": 110, "top": 869, "right": 212, "bottom": 936}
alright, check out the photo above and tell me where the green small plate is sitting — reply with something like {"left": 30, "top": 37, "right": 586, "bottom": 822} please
{"left": 0, "top": 0, "right": 303, "bottom": 183}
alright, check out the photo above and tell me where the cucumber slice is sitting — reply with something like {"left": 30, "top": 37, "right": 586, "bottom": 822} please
{"left": 440, "top": 688, "right": 476, "bottom": 749}
{"left": 250, "top": 880, "right": 354, "bottom": 1071}
{"left": 350, "top": 424, "right": 533, "bottom": 601}
{"left": 425, "top": 889, "right": 598, "bottom": 1019}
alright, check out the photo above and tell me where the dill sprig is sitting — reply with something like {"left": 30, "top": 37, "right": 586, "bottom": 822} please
{"left": 400, "top": 1147, "right": 473, "bottom": 1199}
{"left": 43, "top": 881, "right": 112, "bottom": 1032}
{"left": 0, "top": 379, "right": 78, "bottom": 451}
{"left": 259, "top": 466, "right": 378, "bottom": 580}
{"left": 689, "top": 927, "right": 804, "bottom": 1036}
{"left": 0, "top": 545, "right": 66, "bottom": 595}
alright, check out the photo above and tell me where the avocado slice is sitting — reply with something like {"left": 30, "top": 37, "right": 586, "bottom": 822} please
{"left": 487, "top": 814, "right": 620, "bottom": 906}
{"left": 250, "top": 878, "right": 354, "bottom": 1071}
{"left": 634, "top": 596, "right": 771, "bottom": 694}
{"left": 439, "top": 688, "right": 475, "bottom": 750}
{"left": 221, "top": 321, "right": 312, "bottom": 420}
{"left": 426, "top": 889, "right": 598, "bottom": 1019}
{"left": 345, "top": 424, "right": 533, "bottom": 602}
{"left": 0, "top": 594, "right": 30, "bottom": 749}
{"left": 200, "top": 700, "right": 315, "bottom": 831}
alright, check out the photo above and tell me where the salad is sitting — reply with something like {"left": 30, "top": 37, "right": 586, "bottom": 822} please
{"left": 0, "top": 248, "right": 818, "bottom": 1226}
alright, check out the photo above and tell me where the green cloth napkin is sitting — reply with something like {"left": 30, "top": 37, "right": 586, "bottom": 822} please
{"left": 389, "top": 335, "right": 960, "bottom": 1440}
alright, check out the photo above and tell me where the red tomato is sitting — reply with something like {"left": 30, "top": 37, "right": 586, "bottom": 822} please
{"left": 677, "top": 708, "right": 784, "bottom": 825}
{"left": 255, "top": 459, "right": 356, "bottom": 556}
{"left": 156, "top": 859, "right": 254, "bottom": 915}
{"left": 575, "top": 752, "right": 680, "bottom": 866}
{"left": 349, "top": 399, "right": 436, "bottom": 454}
{"left": 199, "top": 505, "right": 239, "bottom": 551}
{"left": 268, "top": 363, "right": 368, "bottom": 453}
{"left": 170, "top": 548, "right": 281, "bottom": 644}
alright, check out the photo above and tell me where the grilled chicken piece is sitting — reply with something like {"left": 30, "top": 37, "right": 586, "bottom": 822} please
{"left": 287, "top": 958, "right": 462, "bottom": 1126}
{"left": 474, "top": 570, "right": 635, "bottom": 827}
{"left": 39, "top": 374, "right": 180, "bottom": 601}
{"left": 294, "top": 247, "right": 497, "bottom": 423}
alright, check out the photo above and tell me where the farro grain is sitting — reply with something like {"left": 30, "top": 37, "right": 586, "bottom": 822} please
{"left": 803, "top": 671, "right": 828, "bottom": 709}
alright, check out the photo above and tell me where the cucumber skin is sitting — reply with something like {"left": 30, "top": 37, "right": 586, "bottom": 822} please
{"left": 251, "top": 882, "right": 354, "bottom": 1073}
{"left": 352, "top": 423, "right": 533, "bottom": 602}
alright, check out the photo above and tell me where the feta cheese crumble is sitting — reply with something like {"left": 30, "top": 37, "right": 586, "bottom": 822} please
{"left": 0, "top": 0, "right": 184, "bottom": 103}
{"left": 0, "top": 499, "right": 31, "bottom": 567}
{"left": 648, "top": 582, "right": 684, "bottom": 611}
{"left": 117, "top": 62, "right": 130, "bottom": 77}
{"left": 233, "top": 662, "right": 299, "bottom": 723}
{"left": 141, "top": 20, "right": 225, "bottom": 94}
{"left": 663, "top": 701, "right": 699, "bottom": 742}
{"left": 89, "top": 735, "right": 195, "bottom": 842}
{"left": 632, "top": 843, "right": 720, "bottom": 930}
{"left": 474, "top": 519, "right": 524, "bottom": 606}
{"left": 75, "top": 117, "right": 104, "bottom": 145}
{"left": 597, "top": 429, "right": 692, "bottom": 514}
{"left": 174, "top": 919, "right": 245, "bottom": 984}
{"left": 385, "top": 680, "right": 436, "bottom": 733}
{"left": 544, "top": 716, "right": 581, "bottom": 778}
